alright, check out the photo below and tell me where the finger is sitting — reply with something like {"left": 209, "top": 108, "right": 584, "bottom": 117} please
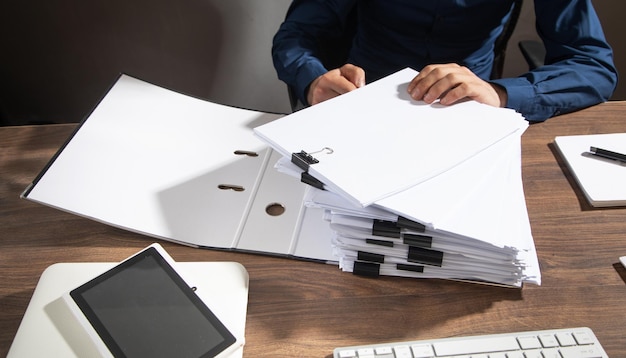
{"left": 407, "top": 67, "right": 434, "bottom": 95}
{"left": 407, "top": 76, "right": 420, "bottom": 95}
{"left": 308, "top": 70, "right": 359, "bottom": 105}
{"left": 316, "top": 76, "right": 357, "bottom": 104}
{"left": 408, "top": 66, "right": 448, "bottom": 101}
{"left": 340, "top": 64, "right": 366, "bottom": 88}
{"left": 442, "top": 82, "right": 503, "bottom": 107}
{"left": 407, "top": 64, "right": 460, "bottom": 100}
{"left": 422, "top": 74, "right": 465, "bottom": 104}
{"left": 439, "top": 83, "right": 470, "bottom": 105}
{"left": 328, "top": 75, "right": 359, "bottom": 95}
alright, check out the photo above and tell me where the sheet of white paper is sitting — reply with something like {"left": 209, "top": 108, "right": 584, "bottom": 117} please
{"left": 254, "top": 67, "right": 528, "bottom": 207}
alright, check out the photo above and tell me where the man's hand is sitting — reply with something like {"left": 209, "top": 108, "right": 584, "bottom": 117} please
{"left": 407, "top": 64, "right": 507, "bottom": 107}
{"left": 307, "top": 64, "right": 366, "bottom": 105}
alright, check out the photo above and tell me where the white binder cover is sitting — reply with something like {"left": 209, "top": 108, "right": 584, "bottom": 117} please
{"left": 7, "top": 261, "right": 249, "bottom": 357}
{"left": 554, "top": 133, "right": 626, "bottom": 207}
{"left": 22, "top": 74, "right": 335, "bottom": 262}
{"left": 253, "top": 67, "right": 528, "bottom": 207}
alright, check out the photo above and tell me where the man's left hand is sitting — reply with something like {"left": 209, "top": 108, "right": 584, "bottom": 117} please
{"left": 407, "top": 64, "right": 507, "bottom": 107}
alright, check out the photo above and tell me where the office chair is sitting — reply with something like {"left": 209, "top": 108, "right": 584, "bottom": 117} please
{"left": 287, "top": 0, "right": 527, "bottom": 112}
{"left": 491, "top": 0, "right": 523, "bottom": 79}
{"left": 518, "top": 40, "right": 546, "bottom": 70}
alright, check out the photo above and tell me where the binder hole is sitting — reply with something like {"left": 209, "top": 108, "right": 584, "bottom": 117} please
{"left": 191, "top": 286, "right": 197, "bottom": 291}
{"left": 234, "top": 150, "right": 259, "bottom": 157}
{"left": 265, "top": 203, "right": 285, "bottom": 216}
{"left": 218, "top": 184, "right": 245, "bottom": 192}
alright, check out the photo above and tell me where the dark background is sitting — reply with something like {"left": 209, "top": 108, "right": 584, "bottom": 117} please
{"left": 1, "top": 0, "right": 623, "bottom": 126}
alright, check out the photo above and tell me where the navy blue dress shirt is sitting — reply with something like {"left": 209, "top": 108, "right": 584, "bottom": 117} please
{"left": 272, "top": 0, "right": 617, "bottom": 121}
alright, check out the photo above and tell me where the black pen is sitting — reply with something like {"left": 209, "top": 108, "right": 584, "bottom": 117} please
{"left": 589, "top": 146, "right": 626, "bottom": 164}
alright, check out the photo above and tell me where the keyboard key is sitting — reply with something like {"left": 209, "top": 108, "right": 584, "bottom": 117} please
{"left": 432, "top": 336, "right": 519, "bottom": 356}
{"left": 556, "top": 332, "right": 577, "bottom": 346}
{"left": 391, "top": 345, "right": 411, "bottom": 358}
{"left": 487, "top": 353, "right": 508, "bottom": 358}
{"left": 410, "top": 344, "right": 435, "bottom": 358}
{"left": 337, "top": 349, "right": 356, "bottom": 358}
{"left": 374, "top": 346, "right": 393, "bottom": 355}
{"left": 357, "top": 347, "right": 375, "bottom": 356}
{"left": 573, "top": 330, "right": 595, "bottom": 345}
{"left": 560, "top": 345, "right": 604, "bottom": 358}
{"left": 538, "top": 334, "right": 559, "bottom": 348}
{"left": 517, "top": 335, "right": 542, "bottom": 349}
{"left": 523, "top": 349, "right": 543, "bottom": 358}
{"left": 541, "top": 348, "right": 562, "bottom": 358}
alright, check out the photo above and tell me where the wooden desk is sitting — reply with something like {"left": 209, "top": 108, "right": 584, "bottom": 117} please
{"left": 2, "top": 102, "right": 626, "bottom": 357}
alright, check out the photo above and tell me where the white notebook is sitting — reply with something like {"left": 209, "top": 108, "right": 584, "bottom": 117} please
{"left": 554, "top": 133, "right": 626, "bottom": 207}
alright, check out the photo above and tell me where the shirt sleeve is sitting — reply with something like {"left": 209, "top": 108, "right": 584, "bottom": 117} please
{"left": 271, "top": 0, "right": 357, "bottom": 106}
{"left": 491, "top": 0, "right": 618, "bottom": 122}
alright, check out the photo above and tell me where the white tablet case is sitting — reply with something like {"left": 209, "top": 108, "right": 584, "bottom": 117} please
{"left": 7, "top": 261, "right": 249, "bottom": 358}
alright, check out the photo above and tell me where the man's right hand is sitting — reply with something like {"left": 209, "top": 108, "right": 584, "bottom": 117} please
{"left": 307, "top": 64, "right": 366, "bottom": 105}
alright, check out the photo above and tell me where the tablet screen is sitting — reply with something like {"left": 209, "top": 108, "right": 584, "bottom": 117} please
{"left": 70, "top": 247, "right": 236, "bottom": 358}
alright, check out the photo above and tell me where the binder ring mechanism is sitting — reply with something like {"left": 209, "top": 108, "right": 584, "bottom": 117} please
{"left": 216, "top": 149, "right": 261, "bottom": 192}
{"left": 221, "top": 148, "right": 288, "bottom": 217}
{"left": 266, "top": 202, "right": 286, "bottom": 216}
{"left": 291, "top": 147, "right": 333, "bottom": 191}
{"left": 217, "top": 184, "right": 245, "bottom": 192}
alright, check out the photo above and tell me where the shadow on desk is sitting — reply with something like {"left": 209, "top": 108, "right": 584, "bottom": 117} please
{"left": 613, "top": 262, "right": 626, "bottom": 285}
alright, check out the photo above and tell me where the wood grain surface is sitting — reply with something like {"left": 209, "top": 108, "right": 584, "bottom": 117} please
{"left": 2, "top": 103, "right": 625, "bottom": 357}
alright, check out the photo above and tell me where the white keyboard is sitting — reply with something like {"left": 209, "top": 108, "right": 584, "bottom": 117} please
{"left": 333, "top": 327, "right": 608, "bottom": 358}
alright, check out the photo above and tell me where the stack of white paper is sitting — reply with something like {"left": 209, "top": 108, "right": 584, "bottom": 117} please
{"left": 254, "top": 68, "right": 541, "bottom": 287}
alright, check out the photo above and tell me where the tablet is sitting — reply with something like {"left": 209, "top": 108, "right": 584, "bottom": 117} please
{"left": 64, "top": 244, "right": 239, "bottom": 358}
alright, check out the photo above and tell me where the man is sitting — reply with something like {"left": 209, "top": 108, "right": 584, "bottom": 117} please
{"left": 272, "top": 0, "right": 617, "bottom": 121}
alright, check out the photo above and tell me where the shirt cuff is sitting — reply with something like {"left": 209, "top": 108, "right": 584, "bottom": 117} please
{"left": 490, "top": 77, "right": 541, "bottom": 121}
{"left": 295, "top": 61, "right": 328, "bottom": 106}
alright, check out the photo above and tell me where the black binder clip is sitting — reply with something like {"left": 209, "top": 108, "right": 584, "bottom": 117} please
{"left": 353, "top": 261, "right": 380, "bottom": 277}
{"left": 408, "top": 246, "right": 443, "bottom": 267}
{"left": 291, "top": 150, "right": 319, "bottom": 171}
{"left": 396, "top": 216, "right": 426, "bottom": 233}
{"left": 397, "top": 263, "right": 425, "bottom": 273}
{"left": 372, "top": 220, "right": 401, "bottom": 238}
{"left": 403, "top": 233, "right": 433, "bottom": 248}
{"left": 301, "top": 171, "right": 325, "bottom": 190}
{"left": 357, "top": 251, "right": 385, "bottom": 264}
{"left": 292, "top": 150, "right": 327, "bottom": 190}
